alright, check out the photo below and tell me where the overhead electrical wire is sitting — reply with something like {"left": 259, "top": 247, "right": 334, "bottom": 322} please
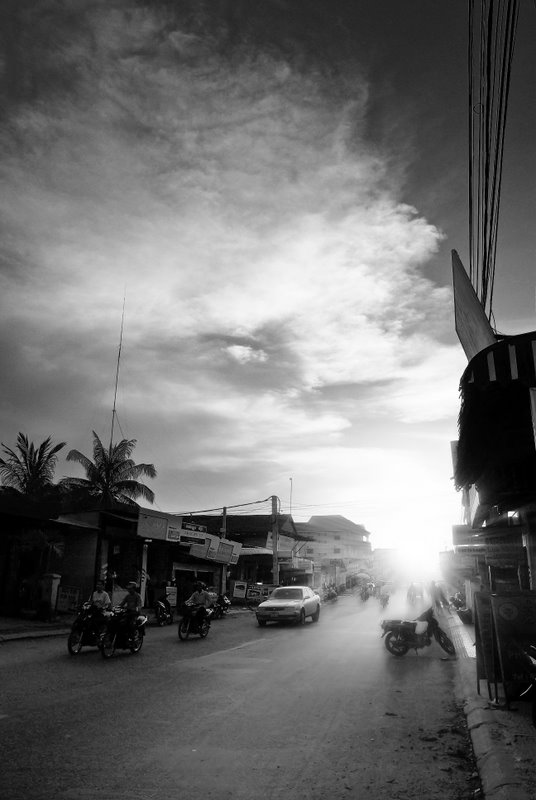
{"left": 468, "top": 0, "right": 519, "bottom": 323}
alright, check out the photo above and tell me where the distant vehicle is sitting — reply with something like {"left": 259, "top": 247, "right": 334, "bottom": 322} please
{"left": 255, "top": 586, "right": 321, "bottom": 626}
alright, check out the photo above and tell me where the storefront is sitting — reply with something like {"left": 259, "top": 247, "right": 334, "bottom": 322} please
{"left": 137, "top": 509, "right": 241, "bottom": 608}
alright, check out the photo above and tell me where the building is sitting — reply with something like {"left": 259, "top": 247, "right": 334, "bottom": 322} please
{"left": 294, "top": 515, "right": 373, "bottom": 590}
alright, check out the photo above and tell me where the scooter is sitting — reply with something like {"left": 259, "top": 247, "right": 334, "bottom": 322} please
{"left": 67, "top": 602, "right": 107, "bottom": 655}
{"left": 178, "top": 602, "right": 213, "bottom": 639}
{"left": 381, "top": 607, "right": 455, "bottom": 657}
{"left": 211, "top": 594, "right": 232, "bottom": 620}
{"left": 101, "top": 608, "right": 147, "bottom": 659}
{"left": 154, "top": 598, "right": 173, "bottom": 626}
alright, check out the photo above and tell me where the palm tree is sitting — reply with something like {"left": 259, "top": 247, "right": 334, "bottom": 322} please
{"left": 0, "top": 433, "right": 66, "bottom": 496}
{"left": 60, "top": 431, "right": 157, "bottom": 506}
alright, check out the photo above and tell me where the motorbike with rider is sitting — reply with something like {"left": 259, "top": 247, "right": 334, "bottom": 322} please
{"left": 178, "top": 582, "right": 213, "bottom": 640}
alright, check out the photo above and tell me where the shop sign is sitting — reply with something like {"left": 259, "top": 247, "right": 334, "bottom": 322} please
{"left": 166, "top": 527, "right": 181, "bottom": 542}
{"left": 56, "top": 586, "right": 80, "bottom": 613}
{"left": 182, "top": 521, "right": 207, "bottom": 534}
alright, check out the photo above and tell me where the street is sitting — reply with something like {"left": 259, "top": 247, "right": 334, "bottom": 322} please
{"left": 0, "top": 592, "right": 479, "bottom": 800}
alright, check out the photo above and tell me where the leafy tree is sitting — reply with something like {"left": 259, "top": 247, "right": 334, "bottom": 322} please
{"left": 0, "top": 433, "right": 66, "bottom": 496}
{"left": 60, "top": 431, "right": 156, "bottom": 506}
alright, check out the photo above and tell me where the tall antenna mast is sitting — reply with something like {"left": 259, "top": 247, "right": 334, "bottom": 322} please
{"left": 110, "top": 292, "right": 126, "bottom": 452}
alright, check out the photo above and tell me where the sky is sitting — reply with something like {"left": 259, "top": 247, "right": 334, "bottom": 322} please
{"left": 1, "top": 1, "right": 535, "bottom": 567}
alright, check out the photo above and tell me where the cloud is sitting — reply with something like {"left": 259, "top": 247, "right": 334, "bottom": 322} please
{"left": 0, "top": 2, "right": 465, "bottom": 545}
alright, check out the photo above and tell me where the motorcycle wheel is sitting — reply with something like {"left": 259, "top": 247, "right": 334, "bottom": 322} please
{"left": 199, "top": 620, "right": 210, "bottom": 638}
{"left": 129, "top": 631, "right": 143, "bottom": 653}
{"left": 384, "top": 632, "right": 409, "bottom": 657}
{"left": 435, "top": 628, "right": 456, "bottom": 655}
{"left": 178, "top": 619, "right": 190, "bottom": 640}
{"left": 156, "top": 610, "right": 166, "bottom": 627}
{"left": 67, "top": 630, "right": 83, "bottom": 655}
{"left": 101, "top": 633, "right": 116, "bottom": 659}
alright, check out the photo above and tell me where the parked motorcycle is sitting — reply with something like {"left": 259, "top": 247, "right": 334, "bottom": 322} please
{"left": 100, "top": 608, "right": 147, "bottom": 659}
{"left": 211, "top": 594, "right": 231, "bottom": 620}
{"left": 449, "top": 592, "right": 466, "bottom": 610}
{"left": 67, "top": 602, "right": 107, "bottom": 655}
{"left": 154, "top": 598, "right": 173, "bottom": 626}
{"left": 178, "top": 602, "right": 212, "bottom": 639}
{"left": 381, "top": 607, "right": 455, "bottom": 657}
{"left": 323, "top": 587, "right": 338, "bottom": 602}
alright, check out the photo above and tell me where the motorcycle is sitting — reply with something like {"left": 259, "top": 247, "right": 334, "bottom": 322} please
{"left": 323, "top": 587, "right": 338, "bottom": 602}
{"left": 178, "top": 602, "right": 212, "bottom": 639}
{"left": 449, "top": 592, "right": 464, "bottom": 609}
{"left": 67, "top": 602, "right": 107, "bottom": 655}
{"left": 154, "top": 598, "right": 173, "bottom": 626}
{"left": 381, "top": 606, "right": 456, "bottom": 657}
{"left": 211, "top": 594, "right": 232, "bottom": 620}
{"left": 101, "top": 607, "right": 147, "bottom": 659}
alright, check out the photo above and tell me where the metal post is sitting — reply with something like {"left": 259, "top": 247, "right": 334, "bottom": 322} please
{"left": 272, "top": 495, "right": 279, "bottom": 587}
{"left": 140, "top": 540, "right": 149, "bottom": 607}
{"left": 221, "top": 507, "right": 227, "bottom": 594}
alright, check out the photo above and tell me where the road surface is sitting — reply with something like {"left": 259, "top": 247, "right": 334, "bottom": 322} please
{"left": 0, "top": 591, "right": 479, "bottom": 799}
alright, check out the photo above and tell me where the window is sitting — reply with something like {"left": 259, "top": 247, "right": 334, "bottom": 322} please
{"left": 334, "top": 548, "right": 341, "bottom": 553}
{"left": 334, "top": 535, "right": 341, "bottom": 540}
{"left": 306, "top": 547, "right": 314, "bottom": 554}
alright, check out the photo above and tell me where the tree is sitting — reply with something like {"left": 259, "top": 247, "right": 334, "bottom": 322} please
{"left": 60, "top": 431, "right": 157, "bottom": 506}
{"left": 0, "top": 433, "right": 66, "bottom": 496}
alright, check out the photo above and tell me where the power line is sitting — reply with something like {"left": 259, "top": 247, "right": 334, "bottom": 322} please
{"left": 468, "top": 0, "right": 519, "bottom": 322}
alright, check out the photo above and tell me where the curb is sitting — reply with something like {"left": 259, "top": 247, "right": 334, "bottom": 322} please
{"left": 456, "top": 658, "right": 532, "bottom": 800}
{"left": 0, "top": 628, "right": 71, "bottom": 643}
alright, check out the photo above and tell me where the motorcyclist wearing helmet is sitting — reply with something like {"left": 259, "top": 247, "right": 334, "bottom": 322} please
{"left": 186, "top": 582, "right": 212, "bottom": 623}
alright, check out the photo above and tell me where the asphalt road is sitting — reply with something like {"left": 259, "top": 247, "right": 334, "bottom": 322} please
{"left": 0, "top": 593, "right": 479, "bottom": 800}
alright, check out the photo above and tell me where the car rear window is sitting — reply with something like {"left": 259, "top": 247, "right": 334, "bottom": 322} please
{"left": 271, "top": 588, "right": 303, "bottom": 600}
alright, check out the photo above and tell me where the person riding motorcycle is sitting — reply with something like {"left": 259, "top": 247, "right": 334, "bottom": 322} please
{"left": 120, "top": 581, "right": 143, "bottom": 640}
{"left": 88, "top": 580, "right": 112, "bottom": 635}
{"left": 186, "top": 582, "right": 212, "bottom": 624}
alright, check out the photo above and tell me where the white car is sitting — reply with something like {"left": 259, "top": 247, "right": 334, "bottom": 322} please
{"left": 255, "top": 586, "right": 321, "bottom": 626}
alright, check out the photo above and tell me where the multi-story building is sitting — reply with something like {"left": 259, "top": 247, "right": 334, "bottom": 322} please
{"left": 294, "top": 515, "right": 373, "bottom": 590}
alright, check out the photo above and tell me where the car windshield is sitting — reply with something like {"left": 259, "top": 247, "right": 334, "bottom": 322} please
{"left": 271, "top": 588, "right": 303, "bottom": 600}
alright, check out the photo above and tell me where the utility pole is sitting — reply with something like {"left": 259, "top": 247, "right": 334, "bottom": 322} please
{"left": 271, "top": 495, "right": 279, "bottom": 587}
{"left": 289, "top": 477, "right": 293, "bottom": 515}
{"left": 220, "top": 507, "right": 227, "bottom": 594}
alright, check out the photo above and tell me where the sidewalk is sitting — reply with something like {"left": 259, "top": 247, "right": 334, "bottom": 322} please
{"left": 0, "top": 604, "right": 254, "bottom": 643}
{"left": 444, "top": 609, "right": 536, "bottom": 800}
{"left": 0, "top": 613, "right": 75, "bottom": 642}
